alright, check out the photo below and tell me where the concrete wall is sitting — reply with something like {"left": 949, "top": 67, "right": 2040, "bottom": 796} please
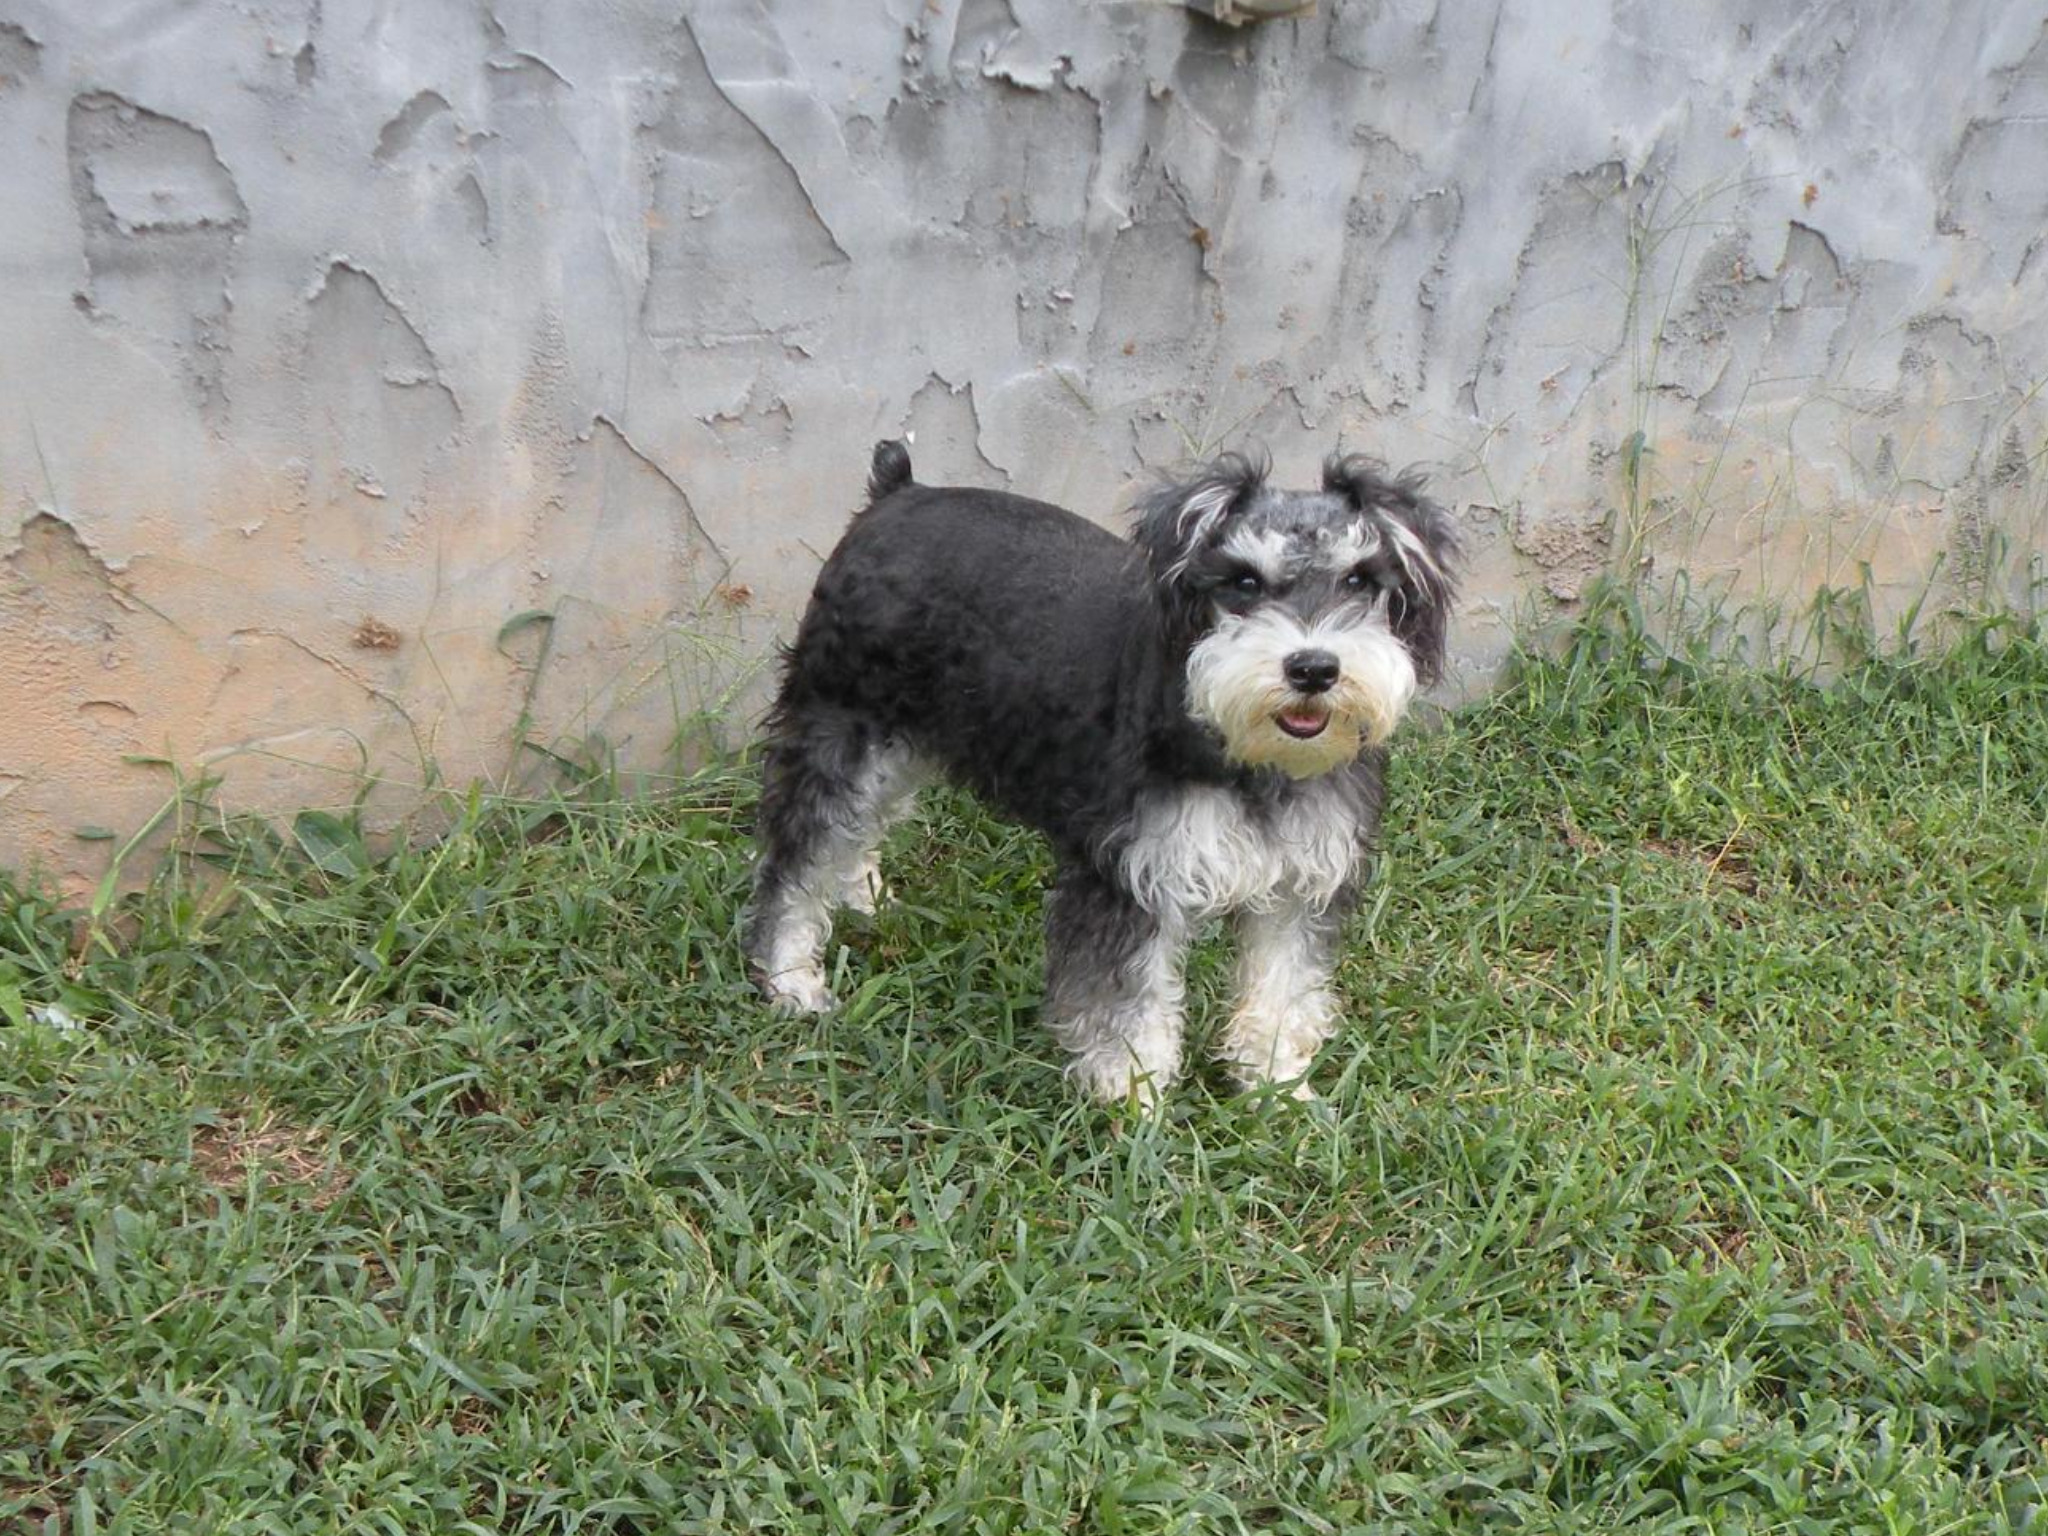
{"left": 4, "top": 0, "right": 2045, "bottom": 892}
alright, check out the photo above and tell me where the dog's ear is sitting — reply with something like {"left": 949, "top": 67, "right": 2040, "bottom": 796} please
{"left": 1132, "top": 451, "right": 1269, "bottom": 584}
{"left": 1324, "top": 454, "right": 1460, "bottom": 683}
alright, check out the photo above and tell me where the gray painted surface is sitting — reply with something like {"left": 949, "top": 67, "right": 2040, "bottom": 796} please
{"left": 3, "top": 0, "right": 2045, "bottom": 890}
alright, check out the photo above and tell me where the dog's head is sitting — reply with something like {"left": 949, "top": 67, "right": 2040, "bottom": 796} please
{"left": 1133, "top": 451, "right": 1459, "bottom": 779}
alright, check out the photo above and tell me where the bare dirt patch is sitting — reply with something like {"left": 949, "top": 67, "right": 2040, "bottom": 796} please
{"left": 191, "top": 1111, "right": 349, "bottom": 1208}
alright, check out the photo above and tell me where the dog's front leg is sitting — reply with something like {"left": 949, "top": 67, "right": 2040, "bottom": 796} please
{"left": 1217, "top": 901, "right": 1345, "bottom": 1098}
{"left": 1041, "top": 863, "right": 1188, "bottom": 1110}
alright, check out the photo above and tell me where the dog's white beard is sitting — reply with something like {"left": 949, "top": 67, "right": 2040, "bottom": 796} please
{"left": 1184, "top": 607, "right": 1418, "bottom": 778}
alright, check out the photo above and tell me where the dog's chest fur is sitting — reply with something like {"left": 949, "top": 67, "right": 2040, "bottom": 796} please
{"left": 1115, "top": 774, "right": 1369, "bottom": 919}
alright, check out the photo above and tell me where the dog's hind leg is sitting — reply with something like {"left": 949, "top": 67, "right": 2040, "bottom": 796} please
{"left": 837, "top": 745, "right": 925, "bottom": 915}
{"left": 1216, "top": 900, "right": 1345, "bottom": 1098}
{"left": 745, "top": 711, "right": 919, "bottom": 1014}
{"left": 1042, "top": 863, "right": 1188, "bottom": 1110}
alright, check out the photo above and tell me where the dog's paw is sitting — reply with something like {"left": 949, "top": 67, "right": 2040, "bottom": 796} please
{"left": 839, "top": 858, "right": 892, "bottom": 916}
{"left": 1221, "top": 1050, "right": 1323, "bottom": 1103}
{"left": 761, "top": 969, "right": 838, "bottom": 1015}
{"left": 1227, "top": 1066, "right": 1321, "bottom": 1103}
{"left": 1067, "top": 1049, "right": 1170, "bottom": 1115}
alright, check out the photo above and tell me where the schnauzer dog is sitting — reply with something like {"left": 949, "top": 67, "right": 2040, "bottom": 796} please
{"left": 744, "top": 440, "right": 1458, "bottom": 1107}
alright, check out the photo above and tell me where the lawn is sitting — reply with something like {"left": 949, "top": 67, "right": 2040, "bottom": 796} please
{"left": 4, "top": 611, "right": 2047, "bottom": 1534}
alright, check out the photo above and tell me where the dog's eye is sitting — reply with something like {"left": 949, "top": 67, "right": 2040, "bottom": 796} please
{"left": 1231, "top": 572, "right": 1263, "bottom": 595}
{"left": 1343, "top": 566, "right": 1374, "bottom": 591}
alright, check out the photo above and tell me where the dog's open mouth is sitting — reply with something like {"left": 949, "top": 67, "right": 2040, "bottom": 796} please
{"left": 1275, "top": 706, "right": 1330, "bottom": 740}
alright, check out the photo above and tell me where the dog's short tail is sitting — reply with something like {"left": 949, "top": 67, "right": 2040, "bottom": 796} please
{"left": 867, "top": 439, "right": 914, "bottom": 503}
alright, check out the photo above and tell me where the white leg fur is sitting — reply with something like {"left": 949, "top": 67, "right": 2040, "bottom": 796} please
{"left": 1217, "top": 904, "right": 1341, "bottom": 1097}
{"left": 755, "top": 881, "right": 840, "bottom": 1015}
{"left": 838, "top": 746, "right": 925, "bottom": 915}
{"left": 1052, "top": 921, "right": 1188, "bottom": 1112}
{"left": 754, "top": 744, "right": 926, "bottom": 1014}
{"left": 839, "top": 851, "right": 888, "bottom": 915}
{"left": 1065, "top": 1008, "right": 1184, "bottom": 1112}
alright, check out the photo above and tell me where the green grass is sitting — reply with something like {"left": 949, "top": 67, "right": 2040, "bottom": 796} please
{"left": 4, "top": 612, "right": 2048, "bottom": 1534}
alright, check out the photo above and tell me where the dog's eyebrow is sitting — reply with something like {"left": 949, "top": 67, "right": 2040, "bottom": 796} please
{"left": 1323, "top": 522, "right": 1382, "bottom": 566}
{"left": 1216, "top": 525, "right": 1294, "bottom": 581}
{"left": 1219, "top": 520, "right": 1387, "bottom": 581}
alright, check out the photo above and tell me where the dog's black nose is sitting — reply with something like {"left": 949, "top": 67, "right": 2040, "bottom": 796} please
{"left": 1283, "top": 648, "right": 1340, "bottom": 694}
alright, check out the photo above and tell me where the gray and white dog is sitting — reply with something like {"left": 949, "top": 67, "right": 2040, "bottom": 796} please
{"left": 744, "top": 441, "right": 1458, "bottom": 1108}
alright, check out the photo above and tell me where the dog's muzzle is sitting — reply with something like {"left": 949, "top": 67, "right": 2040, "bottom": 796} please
{"left": 1276, "top": 649, "right": 1340, "bottom": 739}
{"left": 1187, "top": 612, "right": 1418, "bottom": 778}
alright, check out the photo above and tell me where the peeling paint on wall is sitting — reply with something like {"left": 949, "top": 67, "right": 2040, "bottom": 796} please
{"left": 0, "top": 20, "right": 42, "bottom": 91}
{"left": 68, "top": 92, "right": 248, "bottom": 420}
{"left": 2, "top": 0, "right": 2045, "bottom": 892}
{"left": 301, "top": 258, "right": 462, "bottom": 559}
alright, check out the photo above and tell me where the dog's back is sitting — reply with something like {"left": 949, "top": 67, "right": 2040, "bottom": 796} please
{"left": 775, "top": 442, "right": 1159, "bottom": 839}
{"left": 838, "top": 442, "right": 1132, "bottom": 605}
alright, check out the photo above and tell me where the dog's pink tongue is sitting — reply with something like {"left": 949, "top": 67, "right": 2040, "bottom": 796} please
{"left": 1280, "top": 708, "right": 1327, "bottom": 736}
